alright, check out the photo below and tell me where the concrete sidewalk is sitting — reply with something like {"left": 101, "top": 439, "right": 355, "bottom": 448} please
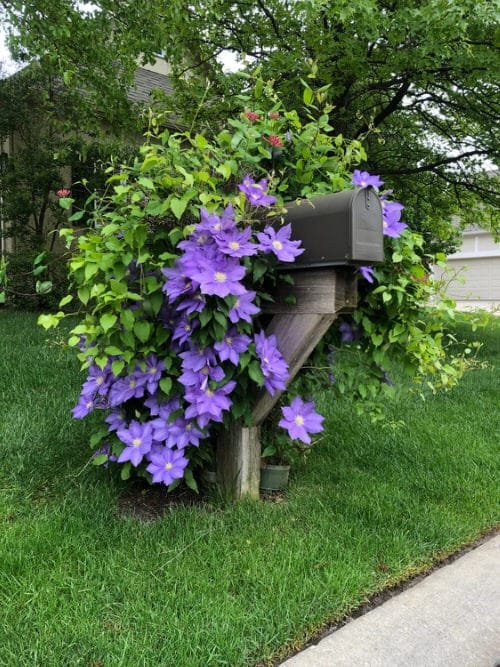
{"left": 281, "top": 533, "right": 500, "bottom": 667}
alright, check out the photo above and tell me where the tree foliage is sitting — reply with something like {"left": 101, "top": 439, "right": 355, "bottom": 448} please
{"left": 1, "top": 0, "right": 499, "bottom": 241}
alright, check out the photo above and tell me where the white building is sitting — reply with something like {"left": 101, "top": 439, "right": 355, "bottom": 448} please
{"left": 435, "top": 226, "right": 500, "bottom": 312}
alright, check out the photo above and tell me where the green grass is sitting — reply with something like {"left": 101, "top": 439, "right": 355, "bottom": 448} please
{"left": 0, "top": 311, "right": 498, "bottom": 666}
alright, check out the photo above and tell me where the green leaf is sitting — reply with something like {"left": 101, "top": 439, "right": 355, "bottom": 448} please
{"left": 121, "top": 309, "right": 135, "bottom": 330}
{"left": 213, "top": 311, "right": 226, "bottom": 327}
{"left": 38, "top": 313, "right": 63, "bottom": 330}
{"left": 303, "top": 87, "right": 314, "bottom": 105}
{"left": 92, "top": 454, "right": 108, "bottom": 466}
{"left": 59, "top": 294, "right": 73, "bottom": 307}
{"left": 216, "top": 162, "right": 232, "bottom": 180}
{"left": 32, "top": 265, "right": 47, "bottom": 276}
{"left": 35, "top": 280, "right": 53, "bottom": 294}
{"left": 138, "top": 177, "right": 155, "bottom": 189}
{"left": 195, "top": 134, "right": 209, "bottom": 150}
{"left": 78, "top": 287, "right": 90, "bottom": 305}
{"left": 84, "top": 263, "right": 99, "bottom": 281}
{"left": 104, "top": 346, "right": 122, "bottom": 355}
{"left": 170, "top": 197, "right": 188, "bottom": 220}
{"left": 184, "top": 468, "right": 199, "bottom": 493}
{"left": 120, "top": 462, "right": 131, "bottom": 480}
{"left": 248, "top": 360, "right": 265, "bottom": 386}
{"left": 68, "top": 210, "right": 85, "bottom": 222}
{"left": 159, "top": 377, "right": 173, "bottom": 395}
{"left": 134, "top": 320, "right": 151, "bottom": 343}
{"left": 112, "top": 360, "right": 125, "bottom": 376}
{"left": 58, "top": 197, "right": 74, "bottom": 210}
{"left": 199, "top": 309, "right": 212, "bottom": 328}
{"left": 100, "top": 313, "right": 117, "bottom": 333}
{"left": 33, "top": 251, "right": 46, "bottom": 266}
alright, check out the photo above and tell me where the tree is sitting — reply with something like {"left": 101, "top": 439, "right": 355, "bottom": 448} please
{"left": 1, "top": 0, "right": 499, "bottom": 242}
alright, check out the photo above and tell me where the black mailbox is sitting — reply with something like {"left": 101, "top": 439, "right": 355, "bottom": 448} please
{"left": 283, "top": 187, "right": 384, "bottom": 269}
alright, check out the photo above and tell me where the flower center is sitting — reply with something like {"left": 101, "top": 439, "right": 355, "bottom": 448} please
{"left": 164, "top": 462, "right": 173, "bottom": 471}
{"left": 186, "top": 423, "right": 192, "bottom": 431}
{"left": 294, "top": 415, "right": 305, "bottom": 426}
{"left": 184, "top": 324, "right": 191, "bottom": 332}
{"left": 130, "top": 380, "right": 136, "bottom": 388}
{"left": 225, "top": 336, "right": 233, "bottom": 345}
{"left": 201, "top": 366, "right": 209, "bottom": 375}
{"left": 96, "top": 377, "right": 103, "bottom": 385}
{"left": 86, "top": 401, "right": 93, "bottom": 409}
{"left": 214, "top": 223, "right": 222, "bottom": 231}
{"left": 214, "top": 271, "right": 227, "bottom": 283}
{"left": 205, "top": 389, "right": 214, "bottom": 397}
{"left": 132, "top": 437, "right": 142, "bottom": 447}
{"left": 234, "top": 299, "right": 240, "bottom": 308}
{"left": 149, "top": 367, "right": 157, "bottom": 375}
{"left": 272, "top": 240, "right": 283, "bottom": 250}
{"left": 229, "top": 241, "right": 240, "bottom": 250}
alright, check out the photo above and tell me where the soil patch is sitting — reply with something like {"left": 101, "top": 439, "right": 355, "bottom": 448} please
{"left": 117, "top": 479, "right": 211, "bottom": 521}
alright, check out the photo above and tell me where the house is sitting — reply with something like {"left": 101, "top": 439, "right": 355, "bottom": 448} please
{"left": 0, "top": 57, "right": 173, "bottom": 257}
{"left": 434, "top": 226, "right": 500, "bottom": 312}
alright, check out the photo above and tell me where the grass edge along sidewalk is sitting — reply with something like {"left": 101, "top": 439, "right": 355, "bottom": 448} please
{"left": 0, "top": 311, "right": 498, "bottom": 666}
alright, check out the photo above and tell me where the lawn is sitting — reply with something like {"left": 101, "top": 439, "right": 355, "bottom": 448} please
{"left": 0, "top": 311, "right": 498, "bottom": 666}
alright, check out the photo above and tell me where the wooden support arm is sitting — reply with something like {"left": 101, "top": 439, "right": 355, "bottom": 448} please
{"left": 217, "top": 268, "right": 358, "bottom": 500}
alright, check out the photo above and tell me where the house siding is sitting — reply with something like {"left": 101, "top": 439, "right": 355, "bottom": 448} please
{"left": 434, "top": 229, "right": 500, "bottom": 311}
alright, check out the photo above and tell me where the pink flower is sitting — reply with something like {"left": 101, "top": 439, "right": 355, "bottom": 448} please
{"left": 263, "top": 134, "right": 283, "bottom": 148}
{"left": 244, "top": 111, "right": 260, "bottom": 122}
{"left": 56, "top": 188, "right": 71, "bottom": 198}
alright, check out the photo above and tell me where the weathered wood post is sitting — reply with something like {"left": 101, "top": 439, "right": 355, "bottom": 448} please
{"left": 217, "top": 187, "right": 384, "bottom": 499}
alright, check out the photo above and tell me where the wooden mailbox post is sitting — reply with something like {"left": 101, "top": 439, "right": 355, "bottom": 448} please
{"left": 217, "top": 187, "right": 384, "bottom": 499}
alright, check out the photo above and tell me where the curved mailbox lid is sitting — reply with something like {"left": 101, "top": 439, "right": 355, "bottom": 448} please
{"left": 283, "top": 187, "right": 384, "bottom": 268}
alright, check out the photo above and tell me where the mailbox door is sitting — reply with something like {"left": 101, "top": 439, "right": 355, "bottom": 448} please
{"left": 350, "top": 188, "right": 384, "bottom": 262}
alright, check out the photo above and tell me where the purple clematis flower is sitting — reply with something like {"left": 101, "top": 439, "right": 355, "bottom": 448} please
{"left": 117, "top": 420, "right": 153, "bottom": 467}
{"left": 359, "top": 266, "right": 376, "bottom": 283}
{"left": 81, "top": 363, "right": 112, "bottom": 397}
{"left": 134, "top": 354, "right": 165, "bottom": 395}
{"left": 179, "top": 364, "right": 224, "bottom": 390}
{"left": 238, "top": 175, "right": 277, "bottom": 207}
{"left": 228, "top": 290, "right": 260, "bottom": 324}
{"left": 172, "top": 315, "right": 199, "bottom": 346}
{"left": 175, "top": 293, "right": 206, "bottom": 315}
{"left": 161, "top": 264, "right": 198, "bottom": 302}
{"left": 196, "top": 205, "right": 236, "bottom": 236}
{"left": 215, "top": 226, "right": 257, "bottom": 258}
{"left": 382, "top": 200, "right": 407, "bottom": 238}
{"left": 109, "top": 374, "right": 146, "bottom": 407}
{"left": 165, "top": 418, "right": 205, "bottom": 448}
{"left": 254, "top": 331, "right": 289, "bottom": 395}
{"left": 190, "top": 256, "right": 246, "bottom": 298}
{"left": 352, "top": 170, "right": 384, "bottom": 189}
{"left": 339, "top": 321, "right": 360, "bottom": 343}
{"left": 180, "top": 346, "right": 217, "bottom": 373}
{"left": 278, "top": 397, "right": 324, "bottom": 444}
{"left": 146, "top": 447, "right": 189, "bottom": 486}
{"left": 184, "top": 381, "right": 236, "bottom": 425}
{"left": 256, "top": 224, "right": 304, "bottom": 262}
{"left": 72, "top": 395, "right": 96, "bottom": 419}
{"left": 214, "top": 329, "right": 251, "bottom": 365}
{"left": 105, "top": 408, "right": 127, "bottom": 432}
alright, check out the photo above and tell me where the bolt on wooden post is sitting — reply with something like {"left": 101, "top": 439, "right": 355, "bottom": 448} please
{"left": 217, "top": 187, "right": 384, "bottom": 500}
